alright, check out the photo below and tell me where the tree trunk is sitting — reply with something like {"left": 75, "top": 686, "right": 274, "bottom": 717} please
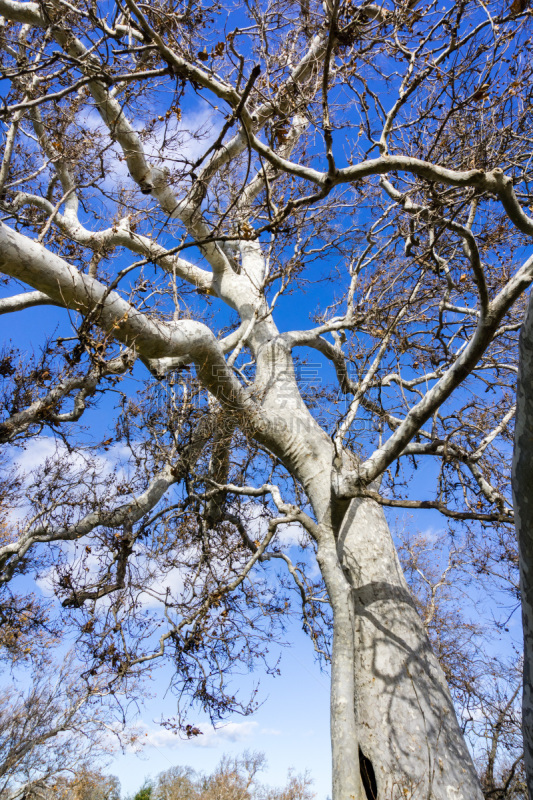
{"left": 242, "top": 330, "right": 484, "bottom": 799}
{"left": 331, "top": 496, "right": 485, "bottom": 800}
{"left": 512, "top": 289, "right": 533, "bottom": 800}
{"left": 318, "top": 533, "right": 366, "bottom": 800}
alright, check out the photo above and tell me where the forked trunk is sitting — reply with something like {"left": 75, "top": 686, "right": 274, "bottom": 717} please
{"left": 259, "top": 384, "right": 485, "bottom": 799}
{"left": 324, "top": 497, "right": 485, "bottom": 800}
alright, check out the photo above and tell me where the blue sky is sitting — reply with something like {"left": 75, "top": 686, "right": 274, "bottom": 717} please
{"left": 107, "top": 619, "right": 332, "bottom": 799}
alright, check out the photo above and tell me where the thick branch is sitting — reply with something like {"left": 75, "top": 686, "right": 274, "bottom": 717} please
{"left": 0, "top": 290, "right": 58, "bottom": 314}
{"left": 0, "top": 223, "right": 254, "bottom": 411}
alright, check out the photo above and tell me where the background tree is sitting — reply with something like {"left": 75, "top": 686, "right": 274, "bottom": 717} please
{"left": 0, "top": 0, "right": 532, "bottom": 797}
{"left": 512, "top": 292, "right": 533, "bottom": 799}
{"left": 134, "top": 752, "right": 315, "bottom": 800}
{"left": 53, "top": 769, "right": 121, "bottom": 800}
{"left": 0, "top": 653, "right": 130, "bottom": 800}
{"left": 131, "top": 783, "right": 153, "bottom": 800}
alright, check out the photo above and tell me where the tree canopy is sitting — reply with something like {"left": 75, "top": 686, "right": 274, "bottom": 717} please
{"left": 0, "top": 0, "right": 532, "bottom": 796}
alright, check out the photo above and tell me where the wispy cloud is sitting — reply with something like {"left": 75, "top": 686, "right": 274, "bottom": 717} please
{"left": 134, "top": 720, "right": 260, "bottom": 751}
{"left": 244, "top": 502, "right": 304, "bottom": 550}
{"left": 79, "top": 102, "right": 217, "bottom": 195}
{"left": 11, "top": 434, "right": 131, "bottom": 480}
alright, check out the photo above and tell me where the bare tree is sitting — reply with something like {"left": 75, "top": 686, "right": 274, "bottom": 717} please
{"left": 146, "top": 752, "right": 314, "bottom": 800}
{"left": 49, "top": 768, "right": 121, "bottom": 800}
{"left": 0, "top": 653, "right": 131, "bottom": 800}
{"left": 0, "top": 0, "right": 532, "bottom": 797}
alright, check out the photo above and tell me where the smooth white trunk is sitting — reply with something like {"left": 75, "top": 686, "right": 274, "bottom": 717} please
{"left": 337, "top": 497, "right": 485, "bottom": 800}
{"left": 318, "top": 534, "right": 365, "bottom": 800}
{"left": 512, "top": 290, "right": 533, "bottom": 799}
{"left": 263, "top": 400, "right": 485, "bottom": 799}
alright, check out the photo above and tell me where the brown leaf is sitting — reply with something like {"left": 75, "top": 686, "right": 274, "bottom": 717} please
{"left": 471, "top": 83, "right": 490, "bottom": 101}
{"left": 275, "top": 124, "right": 289, "bottom": 145}
{"left": 185, "top": 724, "right": 203, "bottom": 737}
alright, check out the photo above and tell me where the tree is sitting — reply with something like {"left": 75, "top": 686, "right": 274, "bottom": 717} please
{"left": 0, "top": 541, "right": 129, "bottom": 800}
{"left": 0, "top": 0, "right": 531, "bottom": 797}
{"left": 142, "top": 751, "right": 315, "bottom": 800}
{"left": 512, "top": 293, "right": 533, "bottom": 800}
{"left": 0, "top": 653, "right": 127, "bottom": 800}
{"left": 132, "top": 783, "right": 153, "bottom": 800}
{"left": 53, "top": 769, "right": 121, "bottom": 800}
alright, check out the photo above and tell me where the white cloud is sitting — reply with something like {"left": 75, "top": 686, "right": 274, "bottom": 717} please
{"left": 11, "top": 435, "right": 131, "bottom": 481}
{"left": 9, "top": 435, "right": 134, "bottom": 529}
{"left": 12, "top": 436, "right": 59, "bottom": 475}
{"left": 8, "top": 435, "right": 137, "bottom": 597}
{"left": 244, "top": 502, "right": 304, "bottom": 550}
{"left": 78, "top": 102, "right": 218, "bottom": 195}
{"left": 275, "top": 522, "right": 304, "bottom": 548}
{"left": 146, "top": 105, "right": 216, "bottom": 169}
{"left": 135, "top": 720, "right": 259, "bottom": 751}
{"left": 133, "top": 563, "right": 186, "bottom": 609}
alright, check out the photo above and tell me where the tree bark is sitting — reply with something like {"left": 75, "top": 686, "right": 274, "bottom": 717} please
{"left": 249, "top": 376, "right": 485, "bottom": 799}
{"left": 512, "top": 289, "right": 533, "bottom": 800}
{"left": 333, "top": 497, "right": 485, "bottom": 800}
{"left": 318, "top": 533, "right": 365, "bottom": 800}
